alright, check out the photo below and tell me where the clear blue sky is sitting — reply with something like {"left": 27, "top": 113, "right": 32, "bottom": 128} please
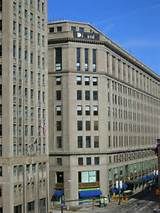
{"left": 48, "top": 0, "right": 160, "bottom": 75}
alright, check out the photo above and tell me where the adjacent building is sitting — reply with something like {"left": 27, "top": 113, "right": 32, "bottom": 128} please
{"left": 48, "top": 21, "right": 160, "bottom": 204}
{"left": 0, "top": 0, "right": 48, "bottom": 212}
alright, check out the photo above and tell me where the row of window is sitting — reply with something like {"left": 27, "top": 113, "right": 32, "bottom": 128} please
{"left": 76, "top": 76, "right": 98, "bottom": 85}
{"left": 56, "top": 135, "right": 99, "bottom": 149}
{"left": 55, "top": 47, "right": 97, "bottom": 72}
{"left": 78, "top": 157, "right": 100, "bottom": 166}
{"left": 77, "top": 90, "right": 98, "bottom": 101}
{"left": 77, "top": 120, "right": 98, "bottom": 131}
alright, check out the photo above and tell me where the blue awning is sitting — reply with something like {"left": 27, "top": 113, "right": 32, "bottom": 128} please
{"left": 79, "top": 189, "right": 102, "bottom": 198}
{"left": 53, "top": 190, "right": 64, "bottom": 198}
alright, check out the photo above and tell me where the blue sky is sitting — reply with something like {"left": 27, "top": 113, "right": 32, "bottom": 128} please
{"left": 48, "top": 0, "right": 160, "bottom": 75}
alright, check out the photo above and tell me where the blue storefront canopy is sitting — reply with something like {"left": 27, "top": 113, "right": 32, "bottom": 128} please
{"left": 79, "top": 189, "right": 102, "bottom": 199}
{"left": 53, "top": 190, "right": 64, "bottom": 198}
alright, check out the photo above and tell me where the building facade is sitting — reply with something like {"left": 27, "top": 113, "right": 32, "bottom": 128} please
{"left": 48, "top": 21, "right": 160, "bottom": 204}
{"left": 0, "top": 0, "right": 48, "bottom": 212}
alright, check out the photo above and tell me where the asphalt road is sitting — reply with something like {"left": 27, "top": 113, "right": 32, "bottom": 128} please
{"left": 52, "top": 188, "right": 160, "bottom": 213}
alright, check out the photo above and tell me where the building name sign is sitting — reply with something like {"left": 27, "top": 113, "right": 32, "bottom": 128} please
{"left": 73, "top": 31, "right": 100, "bottom": 41}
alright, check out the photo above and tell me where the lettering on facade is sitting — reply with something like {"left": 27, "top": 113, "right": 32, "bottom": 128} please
{"left": 73, "top": 31, "right": 100, "bottom": 40}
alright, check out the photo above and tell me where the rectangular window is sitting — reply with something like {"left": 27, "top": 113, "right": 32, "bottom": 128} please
{"left": 57, "top": 26, "right": 62, "bottom": 32}
{"left": 56, "top": 90, "right": 61, "bottom": 100}
{"left": 0, "top": 166, "right": 2, "bottom": 176}
{"left": 56, "top": 76, "right": 61, "bottom": 85}
{"left": 94, "top": 157, "right": 99, "bottom": 165}
{"left": 86, "top": 136, "right": 91, "bottom": 148}
{"left": 93, "top": 91, "right": 98, "bottom": 100}
{"left": 0, "top": 124, "right": 2, "bottom": 136}
{"left": 86, "top": 121, "right": 91, "bottom": 131}
{"left": 77, "top": 121, "right": 82, "bottom": 131}
{"left": 76, "top": 76, "right": 82, "bottom": 85}
{"left": 56, "top": 106, "right": 61, "bottom": 116}
{"left": 76, "top": 48, "right": 81, "bottom": 71}
{"left": 92, "top": 49, "right": 96, "bottom": 72}
{"left": 77, "top": 136, "right": 83, "bottom": 148}
{"left": 0, "top": 104, "right": 2, "bottom": 115}
{"left": 55, "top": 47, "right": 62, "bottom": 71}
{"left": 0, "top": 64, "right": 2, "bottom": 76}
{"left": 93, "top": 106, "right": 98, "bottom": 115}
{"left": 84, "top": 48, "right": 88, "bottom": 71}
{"left": 56, "top": 136, "right": 62, "bottom": 148}
{"left": 84, "top": 76, "right": 90, "bottom": 85}
{"left": 93, "top": 77, "right": 98, "bottom": 85}
{"left": 0, "top": 0, "right": 2, "bottom": 11}
{"left": 56, "top": 121, "right": 62, "bottom": 131}
{"left": 85, "top": 106, "right": 90, "bottom": 115}
{"left": 78, "top": 157, "right": 83, "bottom": 165}
{"left": 85, "top": 91, "right": 90, "bottom": 100}
{"left": 0, "top": 145, "right": 2, "bottom": 156}
{"left": 77, "top": 90, "right": 82, "bottom": 100}
{"left": 94, "top": 121, "right": 98, "bottom": 131}
{"left": 57, "top": 158, "right": 62, "bottom": 166}
{"left": 86, "top": 157, "right": 91, "bottom": 165}
{"left": 77, "top": 105, "right": 82, "bottom": 115}
{"left": 94, "top": 136, "right": 99, "bottom": 148}
{"left": 27, "top": 201, "right": 35, "bottom": 212}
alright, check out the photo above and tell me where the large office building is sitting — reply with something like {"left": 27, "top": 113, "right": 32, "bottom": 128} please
{"left": 0, "top": 0, "right": 48, "bottom": 212}
{"left": 48, "top": 21, "right": 160, "bottom": 204}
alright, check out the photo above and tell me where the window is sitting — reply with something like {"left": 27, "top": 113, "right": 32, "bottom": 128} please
{"left": 56, "top": 76, "right": 61, "bottom": 85}
{"left": 27, "top": 201, "right": 35, "bottom": 212}
{"left": 0, "top": 0, "right": 2, "bottom": 11}
{"left": 56, "top": 136, "right": 62, "bottom": 148}
{"left": 93, "top": 91, "right": 98, "bottom": 100}
{"left": 76, "top": 48, "right": 81, "bottom": 71}
{"left": 86, "top": 157, "right": 91, "bottom": 165}
{"left": 78, "top": 157, "right": 83, "bottom": 165}
{"left": 84, "top": 48, "right": 88, "bottom": 71}
{"left": 84, "top": 76, "right": 90, "bottom": 85}
{"left": 56, "top": 106, "right": 62, "bottom": 116}
{"left": 14, "top": 205, "right": 22, "bottom": 213}
{"left": 77, "top": 136, "right": 83, "bottom": 148}
{"left": 71, "top": 26, "right": 76, "bottom": 31}
{"left": 85, "top": 91, "right": 90, "bottom": 100}
{"left": 94, "top": 157, "right": 99, "bottom": 165}
{"left": 85, "top": 106, "right": 90, "bottom": 115}
{"left": 0, "top": 124, "right": 2, "bottom": 136}
{"left": 77, "top": 121, "right": 82, "bottom": 131}
{"left": 0, "top": 145, "right": 2, "bottom": 156}
{"left": 56, "top": 171, "right": 64, "bottom": 183}
{"left": 77, "top": 105, "right": 82, "bottom": 115}
{"left": 55, "top": 47, "right": 62, "bottom": 71}
{"left": 86, "top": 136, "right": 91, "bottom": 148}
{"left": 56, "top": 90, "right": 61, "bottom": 100}
{"left": 56, "top": 121, "right": 62, "bottom": 131}
{"left": 76, "top": 76, "right": 82, "bottom": 85}
{"left": 0, "top": 104, "right": 2, "bottom": 115}
{"left": 94, "top": 121, "right": 98, "bottom": 131}
{"left": 86, "top": 121, "right": 91, "bottom": 131}
{"left": 94, "top": 136, "right": 99, "bottom": 148}
{"left": 79, "top": 27, "right": 84, "bottom": 32}
{"left": 0, "top": 166, "right": 2, "bottom": 176}
{"left": 92, "top": 49, "right": 96, "bottom": 72}
{"left": 0, "top": 64, "right": 2, "bottom": 76}
{"left": 93, "top": 77, "right": 98, "bottom": 85}
{"left": 57, "top": 26, "right": 62, "bottom": 32}
{"left": 79, "top": 170, "right": 99, "bottom": 183}
{"left": 57, "top": 158, "right": 62, "bottom": 166}
{"left": 77, "top": 90, "right": 82, "bottom": 100}
{"left": 0, "top": 20, "right": 2, "bottom": 31}
{"left": 49, "top": 27, "right": 54, "bottom": 33}
{"left": 93, "top": 106, "right": 98, "bottom": 115}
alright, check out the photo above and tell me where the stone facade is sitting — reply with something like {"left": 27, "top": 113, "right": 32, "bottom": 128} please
{"left": 48, "top": 21, "right": 160, "bottom": 205}
{"left": 0, "top": 1, "right": 48, "bottom": 212}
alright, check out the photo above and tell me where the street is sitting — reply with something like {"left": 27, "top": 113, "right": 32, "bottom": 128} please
{"left": 51, "top": 188, "right": 160, "bottom": 213}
